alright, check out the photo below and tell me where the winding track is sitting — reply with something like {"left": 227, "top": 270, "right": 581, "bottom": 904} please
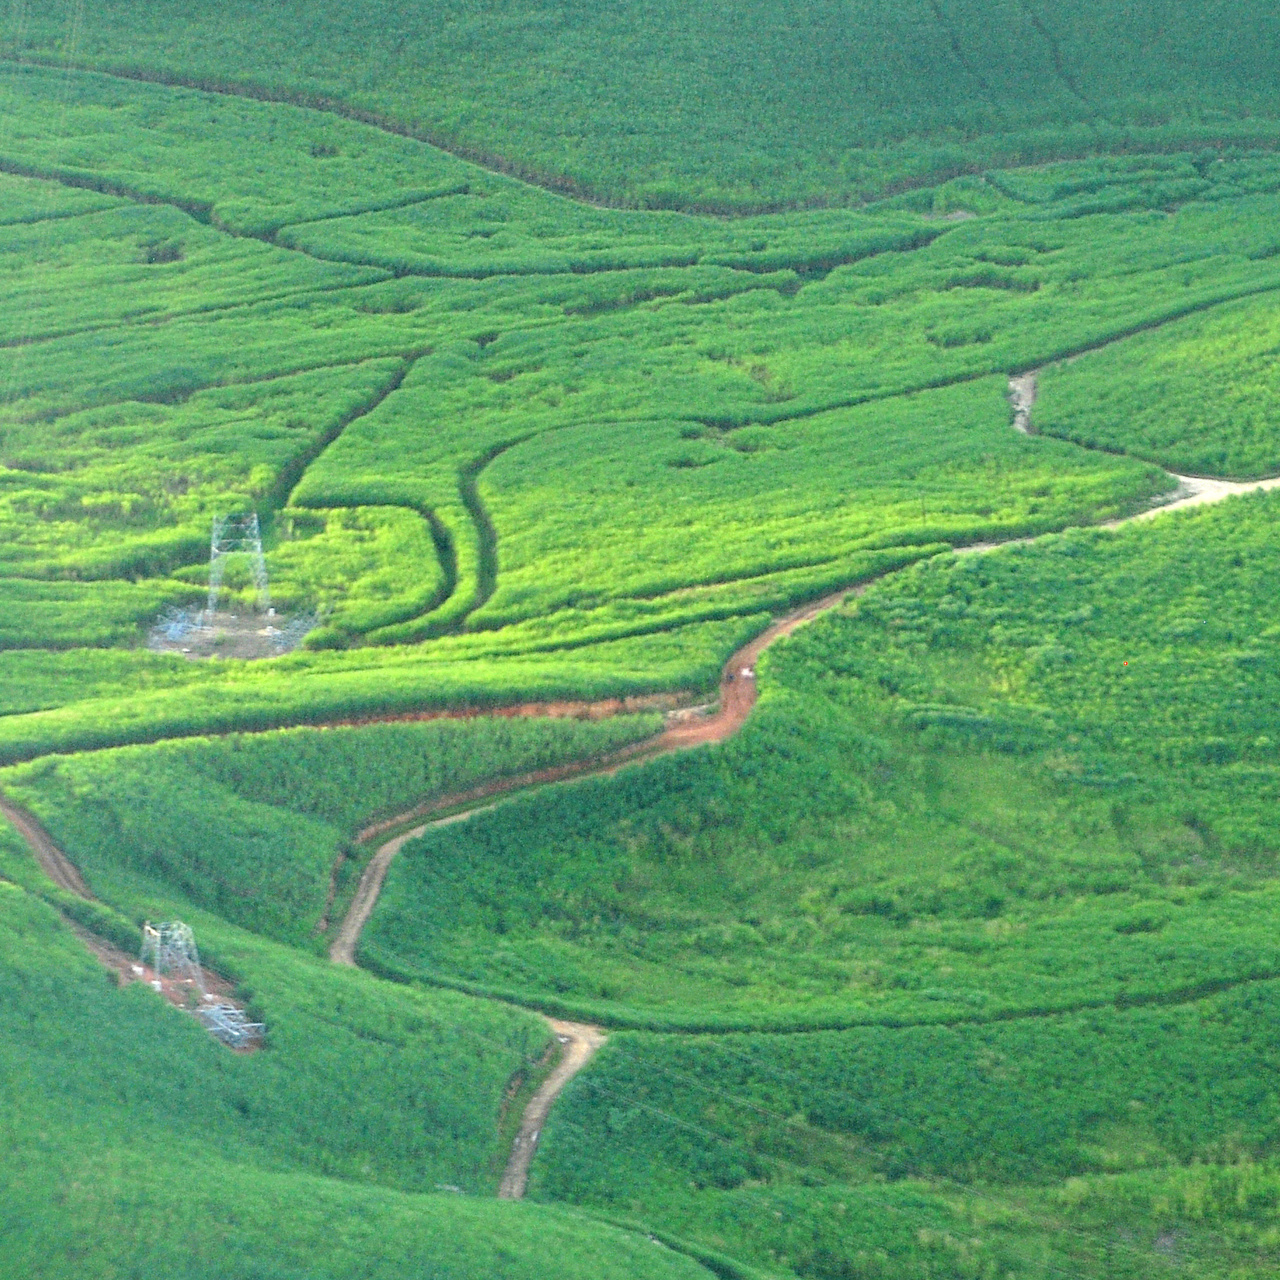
{"left": 5, "top": 56, "right": 1280, "bottom": 1197}
{"left": 0, "top": 796, "right": 91, "bottom": 896}
{"left": 330, "top": 371, "right": 1280, "bottom": 1197}
{"left": 8, "top": 369, "right": 1280, "bottom": 1198}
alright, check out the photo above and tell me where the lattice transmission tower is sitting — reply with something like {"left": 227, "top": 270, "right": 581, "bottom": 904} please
{"left": 207, "top": 512, "right": 270, "bottom": 618}
{"left": 141, "top": 920, "right": 204, "bottom": 988}
{"left": 140, "top": 920, "right": 264, "bottom": 1049}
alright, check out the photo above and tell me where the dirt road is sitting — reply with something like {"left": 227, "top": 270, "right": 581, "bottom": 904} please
{"left": 1011, "top": 371, "right": 1280, "bottom": 519}
{"left": 328, "top": 581, "right": 862, "bottom": 969}
{"left": 497, "top": 1019, "right": 607, "bottom": 1199}
{"left": 0, "top": 797, "right": 92, "bottom": 897}
{"left": 13, "top": 374, "right": 1280, "bottom": 1193}
{"left": 325, "top": 584, "right": 870, "bottom": 1194}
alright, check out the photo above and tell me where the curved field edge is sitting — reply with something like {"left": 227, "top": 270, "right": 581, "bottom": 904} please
{"left": 0, "top": 615, "right": 764, "bottom": 765}
{"left": 354, "top": 942, "right": 1280, "bottom": 1036}
{"left": 355, "top": 491, "right": 1280, "bottom": 1031}
{"left": 7, "top": 0, "right": 1280, "bottom": 212}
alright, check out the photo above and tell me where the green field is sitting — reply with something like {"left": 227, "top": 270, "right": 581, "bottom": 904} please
{"left": 9, "top": 1, "right": 1280, "bottom": 210}
{"left": 358, "top": 492, "right": 1280, "bottom": 1030}
{"left": 4, "top": 5, "right": 1280, "bottom": 1276}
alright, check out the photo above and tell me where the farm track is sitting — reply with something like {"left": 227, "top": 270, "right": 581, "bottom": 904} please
{"left": 0, "top": 796, "right": 90, "bottom": 896}
{"left": 498, "top": 1019, "right": 606, "bottom": 1199}
{"left": 7, "top": 468, "right": 1280, "bottom": 1192}
{"left": 329, "top": 584, "right": 856, "bottom": 971}
{"left": 1007, "top": 372, "right": 1280, "bottom": 520}
{"left": 322, "top": 422, "right": 1280, "bottom": 1193}
{"left": 4, "top": 194, "right": 1280, "bottom": 1189}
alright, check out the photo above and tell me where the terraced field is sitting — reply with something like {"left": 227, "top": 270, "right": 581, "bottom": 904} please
{"left": 4, "top": 4, "right": 1280, "bottom": 1276}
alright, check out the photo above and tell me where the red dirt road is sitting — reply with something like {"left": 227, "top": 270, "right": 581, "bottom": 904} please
{"left": 0, "top": 797, "right": 92, "bottom": 897}
{"left": 657, "top": 585, "right": 855, "bottom": 750}
{"left": 330, "top": 585, "right": 861, "bottom": 968}
{"left": 329, "top": 585, "right": 866, "bottom": 1197}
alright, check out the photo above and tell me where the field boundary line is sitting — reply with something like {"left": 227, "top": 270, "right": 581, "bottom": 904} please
{"left": 0, "top": 55, "right": 843, "bottom": 215}
{"left": 10, "top": 54, "right": 1278, "bottom": 217}
{"left": 274, "top": 354, "right": 417, "bottom": 507}
{"left": 925, "top": 0, "right": 994, "bottom": 96}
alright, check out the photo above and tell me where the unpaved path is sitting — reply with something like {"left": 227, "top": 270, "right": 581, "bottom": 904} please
{"left": 0, "top": 799, "right": 256, "bottom": 1043}
{"left": 329, "top": 584, "right": 861, "bottom": 968}
{"left": 13, "top": 371, "right": 1280, "bottom": 1192}
{"left": 0, "top": 796, "right": 92, "bottom": 897}
{"left": 498, "top": 1019, "right": 607, "bottom": 1199}
{"left": 327, "top": 380, "right": 1280, "bottom": 1195}
{"left": 1011, "top": 372, "right": 1280, "bottom": 519}
{"left": 327, "top": 587, "right": 868, "bottom": 1196}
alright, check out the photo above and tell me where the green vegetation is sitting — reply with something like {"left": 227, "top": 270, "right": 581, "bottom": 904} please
{"left": 10, "top": 1, "right": 1280, "bottom": 209}
{"left": 532, "top": 986, "right": 1280, "bottom": 1275}
{"left": 4, "top": 12, "right": 1280, "bottom": 1277}
{"left": 1, "top": 713, "right": 661, "bottom": 943}
{"left": 0, "top": 878, "right": 716, "bottom": 1279}
{"left": 364, "top": 493, "right": 1280, "bottom": 1030}
{"left": 542, "top": 984, "right": 1280, "bottom": 1191}
{"left": 1035, "top": 291, "right": 1280, "bottom": 478}
{"left": 13, "top": 60, "right": 1280, "bottom": 749}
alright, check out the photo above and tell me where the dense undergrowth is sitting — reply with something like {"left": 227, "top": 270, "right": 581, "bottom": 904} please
{"left": 4, "top": 11, "right": 1280, "bottom": 1278}
{"left": 0, "top": 878, "right": 716, "bottom": 1278}
{"left": 8, "top": 1, "right": 1280, "bottom": 209}
{"left": 0, "top": 714, "right": 661, "bottom": 943}
{"left": 365, "top": 494, "right": 1280, "bottom": 1031}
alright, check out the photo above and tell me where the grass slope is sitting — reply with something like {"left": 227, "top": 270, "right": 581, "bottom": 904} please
{"left": 0, "top": 714, "right": 662, "bottom": 944}
{"left": 363, "top": 491, "right": 1280, "bottom": 1030}
{"left": 4, "top": 16, "right": 1280, "bottom": 1276}
{"left": 9, "top": 1, "right": 1280, "bottom": 208}
{"left": 0, "top": 882, "right": 713, "bottom": 1280}
{"left": 532, "top": 989, "right": 1280, "bottom": 1275}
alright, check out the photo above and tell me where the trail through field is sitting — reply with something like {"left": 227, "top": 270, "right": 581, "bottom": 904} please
{"left": 319, "top": 381, "right": 1280, "bottom": 1195}
{"left": 8, "top": 363, "right": 1280, "bottom": 1194}
{"left": 324, "top": 588, "right": 867, "bottom": 1196}
{"left": 498, "top": 1019, "right": 607, "bottom": 1199}
{"left": 1011, "top": 372, "right": 1280, "bottom": 518}
{"left": 329, "top": 582, "right": 862, "bottom": 970}
{"left": 0, "top": 796, "right": 261, "bottom": 1045}
{"left": 0, "top": 796, "right": 91, "bottom": 896}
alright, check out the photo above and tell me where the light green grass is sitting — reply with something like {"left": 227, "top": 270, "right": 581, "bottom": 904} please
{"left": 362, "top": 492, "right": 1280, "bottom": 1030}
{"left": 1035, "top": 291, "right": 1280, "bottom": 478}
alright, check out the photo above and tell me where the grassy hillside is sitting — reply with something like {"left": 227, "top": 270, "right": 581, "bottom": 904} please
{"left": 363, "top": 492, "right": 1280, "bottom": 1029}
{"left": 8, "top": 0, "right": 1280, "bottom": 209}
{"left": 0, "top": 714, "right": 662, "bottom": 943}
{"left": 4, "top": 9, "right": 1280, "bottom": 1277}
{"left": 10, "top": 63, "right": 1280, "bottom": 757}
{"left": 533, "top": 989, "right": 1280, "bottom": 1276}
{"left": 0, "top": 886, "right": 714, "bottom": 1280}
